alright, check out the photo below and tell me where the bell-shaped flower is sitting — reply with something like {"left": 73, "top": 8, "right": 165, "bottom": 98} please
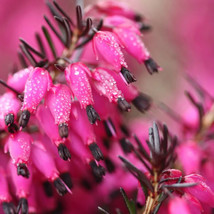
{"left": 93, "top": 31, "right": 136, "bottom": 83}
{"left": 0, "top": 92, "right": 21, "bottom": 131}
{"left": 65, "top": 63, "right": 100, "bottom": 124}
{"left": 184, "top": 174, "right": 214, "bottom": 207}
{"left": 113, "top": 25, "right": 150, "bottom": 63}
{"left": 91, "top": 67, "right": 131, "bottom": 112}
{"left": 19, "top": 67, "right": 52, "bottom": 129}
{"left": 6, "top": 132, "right": 32, "bottom": 178}
{"left": 9, "top": 161, "right": 32, "bottom": 213}
{"left": 36, "top": 105, "right": 71, "bottom": 161}
{"left": 46, "top": 84, "right": 72, "bottom": 138}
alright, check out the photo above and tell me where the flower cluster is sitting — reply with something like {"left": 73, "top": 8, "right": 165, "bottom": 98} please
{"left": 0, "top": 0, "right": 157, "bottom": 213}
{"left": 0, "top": 0, "right": 213, "bottom": 214}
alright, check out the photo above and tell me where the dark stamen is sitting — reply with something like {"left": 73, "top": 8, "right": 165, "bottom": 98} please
{"left": 119, "top": 138, "right": 133, "bottom": 154}
{"left": 17, "top": 163, "right": 30, "bottom": 178}
{"left": 144, "top": 57, "right": 160, "bottom": 74}
{"left": 86, "top": 105, "right": 101, "bottom": 124}
{"left": 139, "top": 23, "right": 152, "bottom": 32}
{"left": 53, "top": 178, "right": 68, "bottom": 196}
{"left": 43, "top": 181, "right": 53, "bottom": 197}
{"left": 89, "top": 160, "right": 105, "bottom": 182}
{"left": 132, "top": 93, "right": 152, "bottom": 113}
{"left": 103, "top": 118, "right": 116, "bottom": 137}
{"left": 117, "top": 97, "right": 131, "bottom": 112}
{"left": 80, "top": 178, "right": 92, "bottom": 190}
{"left": 120, "top": 124, "right": 130, "bottom": 137}
{"left": 104, "top": 157, "right": 116, "bottom": 173}
{"left": 102, "top": 138, "right": 111, "bottom": 150}
{"left": 16, "top": 198, "right": 28, "bottom": 214}
{"left": 7, "top": 123, "right": 18, "bottom": 134}
{"left": 120, "top": 67, "right": 136, "bottom": 84}
{"left": 58, "top": 143, "right": 71, "bottom": 161}
{"left": 58, "top": 123, "right": 69, "bottom": 138}
{"left": 2, "top": 202, "right": 16, "bottom": 214}
{"left": 89, "top": 142, "right": 104, "bottom": 161}
{"left": 19, "top": 110, "right": 30, "bottom": 129}
{"left": 4, "top": 114, "right": 14, "bottom": 126}
{"left": 60, "top": 172, "right": 73, "bottom": 189}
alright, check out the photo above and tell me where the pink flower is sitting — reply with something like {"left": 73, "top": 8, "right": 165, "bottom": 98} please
{"left": 46, "top": 84, "right": 72, "bottom": 138}
{"left": 7, "top": 67, "right": 32, "bottom": 94}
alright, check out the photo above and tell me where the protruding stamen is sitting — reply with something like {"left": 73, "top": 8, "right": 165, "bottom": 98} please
{"left": 132, "top": 93, "right": 152, "bottom": 113}
{"left": 103, "top": 118, "right": 116, "bottom": 137}
{"left": 17, "top": 163, "right": 30, "bottom": 178}
{"left": 86, "top": 105, "right": 101, "bottom": 124}
{"left": 2, "top": 202, "right": 16, "bottom": 214}
{"left": 120, "top": 124, "right": 130, "bottom": 137}
{"left": 16, "top": 198, "right": 28, "bottom": 214}
{"left": 58, "top": 143, "right": 71, "bottom": 161}
{"left": 7, "top": 123, "right": 18, "bottom": 134}
{"left": 53, "top": 178, "right": 68, "bottom": 196}
{"left": 58, "top": 123, "right": 69, "bottom": 138}
{"left": 119, "top": 138, "right": 133, "bottom": 154}
{"left": 43, "top": 181, "right": 54, "bottom": 197}
{"left": 144, "top": 58, "right": 160, "bottom": 74}
{"left": 60, "top": 172, "right": 73, "bottom": 189}
{"left": 4, "top": 114, "right": 14, "bottom": 126}
{"left": 80, "top": 178, "right": 92, "bottom": 190}
{"left": 19, "top": 110, "right": 30, "bottom": 129}
{"left": 139, "top": 23, "right": 152, "bottom": 32}
{"left": 120, "top": 67, "right": 136, "bottom": 84}
{"left": 89, "top": 143, "right": 104, "bottom": 161}
{"left": 89, "top": 160, "right": 105, "bottom": 182}
{"left": 104, "top": 157, "right": 116, "bottom": 173}
{"left": 117, "top": 97, "right": 131, "bottom": 112}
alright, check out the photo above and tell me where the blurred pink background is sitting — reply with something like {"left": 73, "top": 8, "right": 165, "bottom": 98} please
{"left": 0, "top": 0, "right": 214, "bottom": 122}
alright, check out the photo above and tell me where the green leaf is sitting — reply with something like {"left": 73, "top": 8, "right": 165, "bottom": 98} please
{"left": 120, "top": 188, "right": 136, "bottom": 214}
